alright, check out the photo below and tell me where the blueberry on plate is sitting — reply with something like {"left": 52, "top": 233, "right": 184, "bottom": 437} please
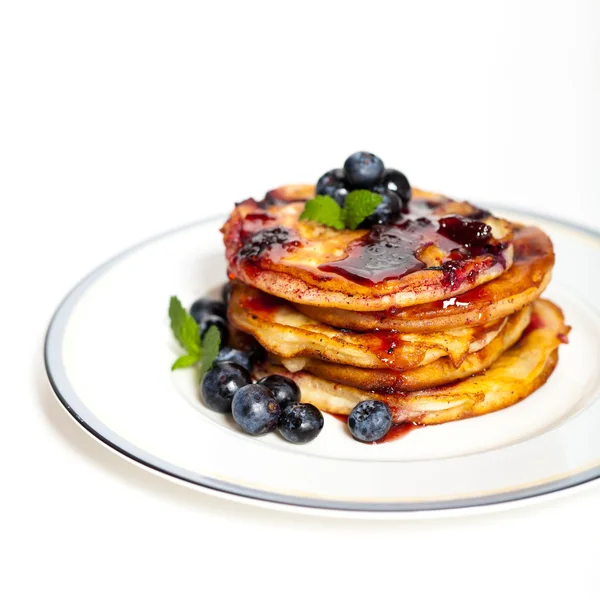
{"left": 257, "top": 374, "right": 300, "bottom": 410}
{"left": 200, "top": 314, "right": 229, "bottom": 346}
{"left": 215, "top": 347, "right": 252, "bottom": 372}
{"left": 190, "top": 297, "right": 226, "bottom": 323}
{"left": 232, "top": 384, "right": 282, "bottom": 436}
{"left": 348, "top": 400, "right": 392, "bottom": 442}
{"left": 381, "top": 168, "right": 411, "bottom": 204}
{"left": 343, "top": 151, "right": 385, "bottom": 189}
{"left": 359, "top": 189, "right": 402, "bottom": 227}
{"left": 278, "top": 403, "right": 324, "bottom": 444}
{"left": 201, "top": 362, "right": 252, "bottom": 413}
{"left": 316, "top": 168, "right": 347, "bottom": 199}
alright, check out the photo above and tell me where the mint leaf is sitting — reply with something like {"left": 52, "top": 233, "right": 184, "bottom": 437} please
{"left": 344, "top": 190, "right": 383, "bottom": 230}
{"left": 299, "top": 195, "right": 345, "bottom": 230}
{"left": 171, "top": 354, "right": 201, "bottom": 371}
{"left": 199, "top": 325, "right": 221, "bottom": 379}
{"left": 169, "top": 296, "right": 201, "bottom": 356}
{"left": 299, "top": 191, "right": 383, "bottom": 231}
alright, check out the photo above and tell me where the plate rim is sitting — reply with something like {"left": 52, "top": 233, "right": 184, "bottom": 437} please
{"left": 44, "top": 206, "right": 600, "bottom": 514}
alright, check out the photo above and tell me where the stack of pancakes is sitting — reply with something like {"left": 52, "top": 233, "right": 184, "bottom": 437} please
{"left": 222, "top": 185, "right": 569, "bottom": 426}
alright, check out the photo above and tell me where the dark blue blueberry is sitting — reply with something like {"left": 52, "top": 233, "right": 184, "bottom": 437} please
{"left": 231, "top": 384, "right": 282, "bottom": 436}
{"left": 359, "top": 189, "right": 402, "bottom": 227}
{"left": 257, "top": 375, "right": 301, "bottom": 410}
{"left": 221, "top": 281, "right": 233, "bottom": 306}
{"left": 316, "top": 168, "right": 347, "bottom": 198}
{"left": 348, "top": 400, "right": 392, "bottom": 442}
{"left": 247, "top": 340, "right": 267, "bottom": 366}
{"left": 200, "top": 314, "right": 229, "bottom": 347}
{"left": 382, "top": 169, "right": 411, "bottom": 204}
{"left": 190, "top": 298, "right": 226, "bottom": 323}
{"left": 215, "top": 347, "right": 252, "bottom": 372}
{"left": 201, "top": 362, "right": 252, "bottom": 413}
{"left": 343, "top": 151, "right": 385, "bottom": 189}
{"left": 332, "top": 187, "right": 348, "bottom": 207}
{"left": 278, "top": 403, "right": 324, "bottom": 444}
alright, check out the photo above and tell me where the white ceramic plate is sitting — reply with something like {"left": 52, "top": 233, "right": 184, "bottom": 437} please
{"left": 45, "top": 208, "right": 600, "bottom": 516}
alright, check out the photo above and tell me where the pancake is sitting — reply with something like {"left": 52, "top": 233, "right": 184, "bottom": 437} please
{"left": 222, "top": 185, "right": 515, "bottom": 311}
{"left": 255, "top": 299, "right": 569, "bottom": 425}
{"left": 287, "top": 305, "right": 531, "bottom": 392}
{"left": 293, "top": 224, "right": 554, "bottom": 332}
{"left": 229, "top": 282, "right": 508, "bottom": 371}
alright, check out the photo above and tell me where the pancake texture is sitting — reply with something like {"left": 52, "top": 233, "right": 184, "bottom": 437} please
{"left": 222, "top": 186, "right": 514, "bottom": 310}
{"left": 293, "top": 224, "right": 554, "bottom": 332}
{"left": 220, "top": 182, "right": 568, "bottom": 431}
{"left": 282, "top": 305, "right": 531, "bottom": 392}
{"left": 229, "top": 283, "right": 508, "bottom": 371}
{"left": 255, "top": 300, "right": 568, "bottom": 425}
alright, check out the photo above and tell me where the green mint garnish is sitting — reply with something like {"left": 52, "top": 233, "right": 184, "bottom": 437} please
{"left": 299, "top": 190, "right": 382, "bottom": 230}
{"left": 299, "top": 195, "right": 345, "bottom": 230}
{"left": 199, "top": 325, "right": 221, "bottom": 379}
{"left": 343, "top": 190, "right": 383, "bottom": 230}
{"left": 169, "top": 296, "right": 201, "bottom": 370}
{"left": 168, "top": 296, "right": 221, "bottom": 373}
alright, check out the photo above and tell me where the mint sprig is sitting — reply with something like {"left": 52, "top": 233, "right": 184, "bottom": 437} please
{"left": 168, "top": 296, "right": 221, "bottom": 374}
{"left": 199, "top": 325, "right": 221, "bottom": 379}
{"left": 299, "top": 190, "right": 382, "bottom": 230}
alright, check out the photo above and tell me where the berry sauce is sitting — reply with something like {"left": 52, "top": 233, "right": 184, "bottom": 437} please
{"left": 229, "top": 195, "right": 507, "bottom": 289}
{"left": 319, "top": 219, "right": 457, "bottom": 285}
{"left": 318, "top": 211, "right": 506, "bottom": 287}
{"left": 236, "top": 225, "right": 302, "bottom": 277}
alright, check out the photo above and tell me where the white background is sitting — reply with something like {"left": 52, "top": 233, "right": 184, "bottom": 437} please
{"left": 2, "top": 1, "right": 600, "bottom": 598}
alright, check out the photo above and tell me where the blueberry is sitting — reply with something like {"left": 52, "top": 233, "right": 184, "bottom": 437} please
{"left": 201, "top": 362, "right": 251, "bottom": 413}
{"left": 247, "top": 340, "right": 267, "bottom": 366}
{"left": 200, "top": 314, "right": 229, "bottom": 346}
{"left": 332, "top": 187, "right": 348, "bottom": 207}
{"left": 221, "top": 281, "right": 233, "bottom": 306}
{"left": 278, "top": 403, "right": 324, "bottom": 444}
{"left": 359, "top": 189, "right": 402, "bottom": 227}
{"left": 316, "top": 168, "right": 347, "bottom": 198}
{"left": 348, "top": 400, "right": 392, "bottom": 442}
{"left": 215, "top": 347, "right": 252, "bottom": 372}
{"left": 343, "top": 151, "right": 385, "bottom": 189}
{"left": 232, "top": 384, "right": 282, "bottom": 436}
{"left": 190, "top": 298, "right": 226, "bottom": 323}
{"left": 382, "top": 169, "right": 411, "bottom": 204}
{"left": 257, "top": 375, "right": 301, "bottom": 409}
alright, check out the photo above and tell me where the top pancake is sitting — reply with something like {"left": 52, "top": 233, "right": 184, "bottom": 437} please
{"left": 293, "top": 224, "right": 554, "bottom": 332}
{"left": 222, "top": 185, "right": 514, "bottom": 311}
